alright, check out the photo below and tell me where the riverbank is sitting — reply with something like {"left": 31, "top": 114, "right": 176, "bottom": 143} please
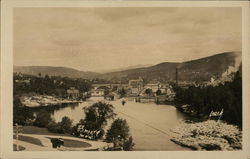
{"left": 20, "top": 95, "right": 81, "bottom": 107}
{"left": 170, "top": 120, "right": 242, "bottom": 150}
{"left": 174, "top": 104, "right": 209, "bottom": 122}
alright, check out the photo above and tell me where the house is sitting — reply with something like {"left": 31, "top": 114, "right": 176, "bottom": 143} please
{"left": 67, "top": 87, "right": 79, "bottom": 99}
{"left": 128, "top": 77, "right": 144, "bottom": 95}
{"left": 91, "top": 88, "right": 105, "bottom": 97}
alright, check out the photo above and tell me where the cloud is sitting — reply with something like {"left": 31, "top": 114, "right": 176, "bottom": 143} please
{"left": 14, "top": 7, "right": 242, "bottom": 71}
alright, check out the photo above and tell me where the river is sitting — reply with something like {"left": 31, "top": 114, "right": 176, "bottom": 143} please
{"left": 51, "top": 97, "right": 190, "bottom": 150}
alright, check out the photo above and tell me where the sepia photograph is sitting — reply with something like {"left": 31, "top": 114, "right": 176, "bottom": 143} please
{"left": 1, "top": 1, "right": 250, "bottom": 159}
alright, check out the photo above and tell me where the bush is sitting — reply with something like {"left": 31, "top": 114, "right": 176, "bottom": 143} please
{"left": 34, "top": 110, "right": 52, "bottom": 127}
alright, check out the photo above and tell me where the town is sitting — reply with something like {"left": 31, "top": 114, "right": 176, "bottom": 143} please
{"left": 14, "top": 73, "right": 178, "bottom": 107}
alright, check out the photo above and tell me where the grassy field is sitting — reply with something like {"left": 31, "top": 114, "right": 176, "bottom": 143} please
{"left": 63, "top": 138, "right": 91, "bottom": 148}
{"left": 21, "top": 126, "right": 71, "bottom": 136}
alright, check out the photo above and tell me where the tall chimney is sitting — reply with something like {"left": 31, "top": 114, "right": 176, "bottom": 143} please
{"left": 176, "top": 68, "right": 178, "bottom": 85}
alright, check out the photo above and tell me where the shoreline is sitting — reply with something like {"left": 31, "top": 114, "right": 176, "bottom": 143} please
{"left": 20, "top": 95, "right": 84, "bottom": 108}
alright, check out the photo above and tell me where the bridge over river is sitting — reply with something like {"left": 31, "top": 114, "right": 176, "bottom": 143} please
{"left": 92, "top": 83, "right": 128, "bottom": 89}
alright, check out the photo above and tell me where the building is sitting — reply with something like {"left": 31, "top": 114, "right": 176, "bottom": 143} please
{"left": 128, "top": 77, "right": 144, "bottom": 95}
{"left": 91, "top": 88, "right": 105, "bottom": 97}
{"left": 67, "top": 87, "right": 79, "bottom": 99}
{"left": 144, "top": 83, "right": 161, "bottom": 93}
{"left": 144, "top": 83, "right": 172, "bottom": 95}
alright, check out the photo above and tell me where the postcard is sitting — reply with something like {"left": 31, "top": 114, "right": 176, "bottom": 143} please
{"left": 1, "top": 1, "right": 250, "bottom": 159}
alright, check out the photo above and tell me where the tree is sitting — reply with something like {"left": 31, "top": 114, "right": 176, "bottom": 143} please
{"left": 118, "top": 88, "right": 126, "bottom": 98}
{"left": 145, "top": 88, "right": 153, "bottom": 96}
{"left": 13, "top": 97, "right": 35, "bottom": 125}
{"left": 83, "top": 101, "right": 116, "bottom": 129}
{"left": 60, "top": 116, "right": 73, "bottom": 133}
{"left": 123, "top": 136, "right": 135, "bottom": 151}
{"left": 105, "top": 118, "right": 134, "bottom": 150}
{"left": 156, "top": 89, "right": 162, "bottom": 96}
{"left": 98, "top": 86, "right": 110, "bottom": 96}
{"left": 173, "top": 70, "right": 242, "bottom": 127}
{"left": 47, "top": 116, "right": 73, "bottom": 134}
{"left": 47, "top": 119, "right": 62, "bottom": 133}
{"left": 34, "top": 110, "right": 52, "bottom": 127}
{"left": 145, "top": 88, "right": 153, "bottom": 102}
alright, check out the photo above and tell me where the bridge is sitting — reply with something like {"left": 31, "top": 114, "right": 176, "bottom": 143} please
{"left": 92, "top": 83, "right": 129, "bottom": 89}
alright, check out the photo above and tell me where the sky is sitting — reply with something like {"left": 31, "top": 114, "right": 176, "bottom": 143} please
{"left": 14, "top": 7, "right": 242, "bottom": 72}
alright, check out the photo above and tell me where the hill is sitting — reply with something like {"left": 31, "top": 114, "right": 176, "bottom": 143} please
{"left": 14, "top": 52, "right": 241, "bottom": 83}
{"left": 177, "top": 51, "right": 241, "bottom": 82}
{"left": 100, "top": 51, "right": 241, "bottom": 83}
{"left": 94, "top": 64, "right": 152, "bottom": 73}
{"left": 14, "top": 66, "right": 100, "bottom": 79}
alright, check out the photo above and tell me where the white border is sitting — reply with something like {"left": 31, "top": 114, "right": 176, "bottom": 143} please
{"left": 1, "top": 1, "right": 250, "bottom": 159}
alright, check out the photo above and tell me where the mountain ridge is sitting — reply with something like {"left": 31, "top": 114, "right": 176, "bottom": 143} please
{"left": 14, "top": 51, "right": 241, "bottom": 83}
{"left": 14, "top": 65, "right": 100, "bottom": 79}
